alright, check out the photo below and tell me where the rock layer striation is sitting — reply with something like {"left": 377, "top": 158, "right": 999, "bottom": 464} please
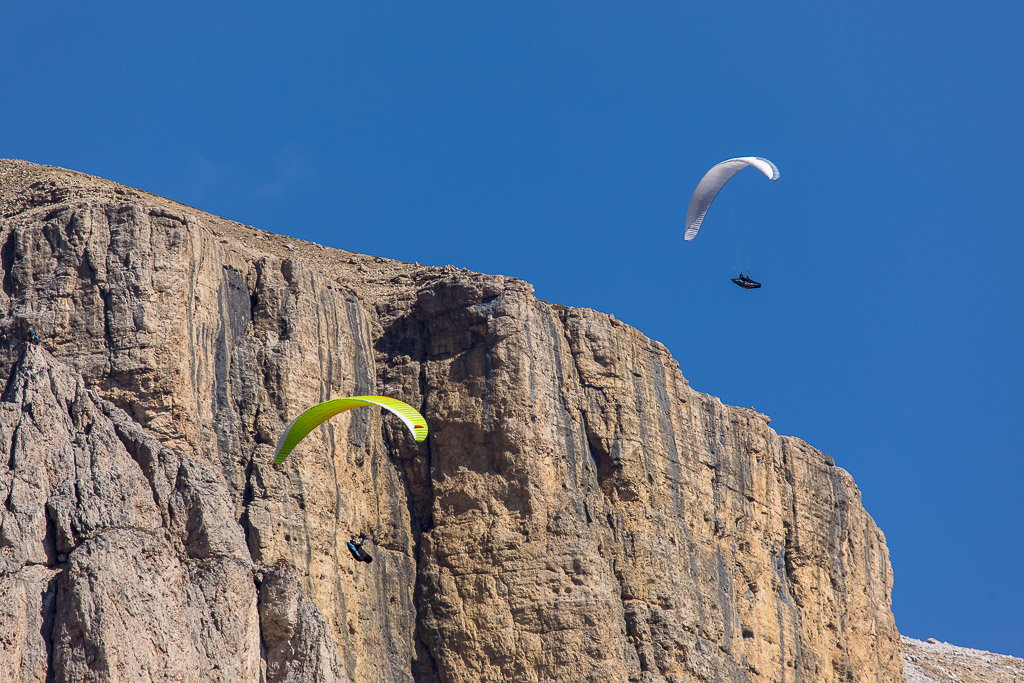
{"left": 1, "top": 159, "right": 901, "bottom": 682}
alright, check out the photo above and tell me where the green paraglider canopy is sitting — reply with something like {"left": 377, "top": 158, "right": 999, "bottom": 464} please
{"left": 274, "top": 395, "right": 427, "bottom": 465}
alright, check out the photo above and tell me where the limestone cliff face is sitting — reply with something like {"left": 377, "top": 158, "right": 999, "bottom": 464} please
{"left": 0, "top": 160, "right": 902, "bottom": 682}
{"left": 902, "top": 637, "right": 1024, "bottom": 683}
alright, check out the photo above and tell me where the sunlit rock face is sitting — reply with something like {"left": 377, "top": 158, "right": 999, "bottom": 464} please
{"left": 1, "top": 159, "right": 903, "bottom": 682}
{"left": 902, "top": 636, "right": 1024, "bottom": 683}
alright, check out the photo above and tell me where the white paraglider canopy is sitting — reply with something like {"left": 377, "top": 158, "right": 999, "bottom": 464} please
{"left": 684, "top": 157, "right": 779, "bottom": 241}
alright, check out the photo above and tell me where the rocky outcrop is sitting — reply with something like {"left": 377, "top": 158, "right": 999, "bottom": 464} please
{"left": 0, "top": 344, "right": 268, "bottom": 681}
{"left": 1, "top": 159, "right": 902, "bottom": 681}
{"left": 902, "top": 636, "right": 1024, "bottom": 683}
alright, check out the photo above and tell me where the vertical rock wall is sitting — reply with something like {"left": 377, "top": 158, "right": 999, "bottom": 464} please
{"left": 0, "top": 160, "right": 902, "bottom": 682}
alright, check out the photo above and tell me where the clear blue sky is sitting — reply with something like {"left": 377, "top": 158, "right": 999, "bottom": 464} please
{"left": 4, "top": 0, "right": 1022, "bottom": 657}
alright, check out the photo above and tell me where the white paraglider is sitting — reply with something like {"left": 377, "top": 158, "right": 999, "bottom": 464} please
{"left": 684, "top": 157, "right": 779, "bottom": 241}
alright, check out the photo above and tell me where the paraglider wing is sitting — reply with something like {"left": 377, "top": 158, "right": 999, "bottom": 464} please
{"left": 274, "top": 395, "right": 428, "bottom": 464}
{"left": 684, "top": 157, "right": 779, "bottom": 241}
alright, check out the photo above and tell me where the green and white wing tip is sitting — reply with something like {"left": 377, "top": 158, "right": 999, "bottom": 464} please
{"left": 358, "top": 396, "right": 429, "bottom": 443}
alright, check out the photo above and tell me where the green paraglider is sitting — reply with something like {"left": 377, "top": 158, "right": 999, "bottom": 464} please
{"left": 274, "top": 395, "right": 428, "bottom": 465}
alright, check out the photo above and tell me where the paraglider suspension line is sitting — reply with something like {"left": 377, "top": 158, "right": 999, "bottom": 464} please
{"left": 729, "top": 204, "right": 741, "bottom": 274}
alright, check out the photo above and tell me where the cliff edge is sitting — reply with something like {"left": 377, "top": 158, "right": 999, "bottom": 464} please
{"left": 1, "top": 159, "right": 900, "bottom": 682}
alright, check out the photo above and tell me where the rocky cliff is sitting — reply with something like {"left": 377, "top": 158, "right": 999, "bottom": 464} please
{"left": 902, "top": 637, "right": 1024, "bottom": 683}
{"left": 0, "top": 159, "right": 902, "bottom": 682}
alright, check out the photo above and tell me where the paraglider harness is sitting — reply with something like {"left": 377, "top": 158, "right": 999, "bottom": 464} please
{"left": 347, "top": 537, "right": 373, "bottom": 564}
{"left": 731, "top": 272, "right": 761, "bottom": 289}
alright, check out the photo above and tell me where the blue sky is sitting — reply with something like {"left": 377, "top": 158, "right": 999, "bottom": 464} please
{"left": 4, "top": 1, "right": 1022, "bottom": 657}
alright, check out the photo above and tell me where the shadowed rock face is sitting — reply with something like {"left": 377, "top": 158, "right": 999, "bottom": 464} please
{"left": 0, "top": 159, "right": 902, "bottom": 682}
